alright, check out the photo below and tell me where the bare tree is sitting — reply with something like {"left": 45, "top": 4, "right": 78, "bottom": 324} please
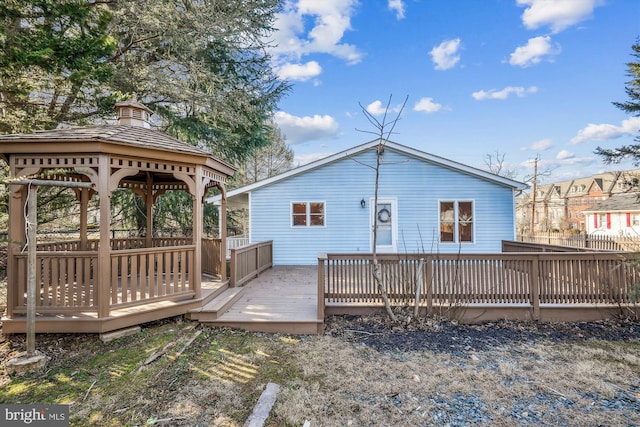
{"left": 356, "top": 95, "right": 409, "bottom": 322}
{"left": 484, "top": 150, "right": 518, "bottom": 180}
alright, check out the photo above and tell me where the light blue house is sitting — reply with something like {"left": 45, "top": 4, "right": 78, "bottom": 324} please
{"left": 211, "top": 140, "right": 527, "bottom": 265}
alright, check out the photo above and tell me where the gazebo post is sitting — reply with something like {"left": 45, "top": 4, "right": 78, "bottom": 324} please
{"left": 220, "top": 187, "right": 228, "bottom": 281}
{"left": 192, "top": 167, "right": 204, "bottom": 297}
{"left": 145, "top": 173, "right": 153, "bottom": 248}
{"left": 97, "top": 154, "right": 111, "bottom": 318}
{"left": 6, "top": 185, "right": 25, "bottom": 318}
{"left": 78, "top": 188, "right": 90, "bottom": 250}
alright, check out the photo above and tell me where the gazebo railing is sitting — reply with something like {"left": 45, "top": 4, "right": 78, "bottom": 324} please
{"left": 110, "top": 245, "right": 195, "bottom": 307}
{"left": 36, "top": 237, "right": 193, "bottom": 251}
{"left": 11, "top": 239, "right": 202, "bottom": 316}
{"left": 13, "top": 251, "right": 99, "bottom": 313}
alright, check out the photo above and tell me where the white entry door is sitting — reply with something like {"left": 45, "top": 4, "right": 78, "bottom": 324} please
{"left": 371, "top": 198, "right": 397, "bottom": 253}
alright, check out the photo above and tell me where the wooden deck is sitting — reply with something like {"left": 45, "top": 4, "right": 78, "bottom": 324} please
{"left": 190, "top": 266, "right": 322, "bottom": 334}
{"left": 1, "top": 275, "right": 229, "bottom": 334}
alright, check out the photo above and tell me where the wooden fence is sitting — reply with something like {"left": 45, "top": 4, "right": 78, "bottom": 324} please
{"left": 318, "top": 253, "right": 640, "bottom": 319}
{"left": 229, "top": 241, "right": 273, "bottom": 287}
{"left": 518, "top": 232, "right": 640, "bottom": 251}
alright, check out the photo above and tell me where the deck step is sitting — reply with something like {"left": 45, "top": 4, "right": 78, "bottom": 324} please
{"left": 200, "top": 280, "right": 230, "bottom": 306}
{"left": 190, "top": 287, "right": 244, "bottom": 321}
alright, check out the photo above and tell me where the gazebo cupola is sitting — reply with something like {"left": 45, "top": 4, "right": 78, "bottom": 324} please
{"left": 115, "top": 95, "right": 153, "bottom": 128}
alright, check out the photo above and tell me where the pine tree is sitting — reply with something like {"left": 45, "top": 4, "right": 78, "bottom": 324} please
{"left": 595, "top": 41, "right": 640, "bottom": 164}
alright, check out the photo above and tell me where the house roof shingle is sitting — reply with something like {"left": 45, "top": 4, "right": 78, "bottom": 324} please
{"left": 583, "top": 193, "right": 640, "bottom": 213}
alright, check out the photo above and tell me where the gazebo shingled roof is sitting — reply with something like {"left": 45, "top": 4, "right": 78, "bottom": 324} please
{"left": 0, "top": 125, "right": 235, "bottom": 172}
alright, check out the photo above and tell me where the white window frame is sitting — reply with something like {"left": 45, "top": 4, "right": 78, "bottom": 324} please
{"left": 438, "top": 200, "right": 475, "bottom": 244}
{"left": 290, "top": 201, "right": 326, "bottom": 228}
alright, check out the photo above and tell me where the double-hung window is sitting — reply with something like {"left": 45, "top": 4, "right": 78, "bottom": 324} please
{"left": 439, "top": 201, "right": 474, "bottom": 243}
{"left": 291, "top": 202, "right": 325, "bottom": 227}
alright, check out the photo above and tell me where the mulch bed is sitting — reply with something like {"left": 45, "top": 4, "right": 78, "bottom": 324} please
{"left": 324, "top": 311, "right": 640, "bottom": 355}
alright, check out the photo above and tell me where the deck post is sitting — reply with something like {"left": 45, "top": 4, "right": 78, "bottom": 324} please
{"left": 530, "top": 254, "right": 541, "bottom": 320}
{"left": 317, "top": 256, "right": 326, "bottom": 324}
{"left": 425, "top": 255, "right": 433, "bottom": 315}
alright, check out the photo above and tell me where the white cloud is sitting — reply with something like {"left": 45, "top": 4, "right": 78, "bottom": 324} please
{"left": 509, "top": 36, "right": 560, "bottom": 67}
{"left": 276, "top": 61, "right": 322, "bottom": 81}
{"left": 366, "top": 100, "right": 387, "bottom": 116}
{"left": 294, "top": 152, "right": 334, "bottom": 166}
{"left": 413, "top": 97, "right": 443, "bottom": 114}
{"left": 522, "top": 138, "right": 554, "bottom": 151}
{"left": 429, "top": 38, "right": 461, "bottom": 71}
{"left": 472, "top": 86, "right": 538, "bottom": 100}
{"left": 365, "top": 100, "right": 405, "bottom": 116}
{"left": 570, "top": 116, "right": 640, "bottom": 145}
{"left": 274, "top": 111, "right": 339, "bottom": 144}
{"left": 388, "top": 0, "right": 405, "bottom": 20}
{"left": 271, "top": 0, "right": 363, "bottom": 66}
{"left": 556, "top": 149, "right": 574, "bottom": 160}
{"left": 517, "top": 0, "right": 602, "bottom": 33}
{"left": 519, "top": 155, "right": 595, "bottom": 176}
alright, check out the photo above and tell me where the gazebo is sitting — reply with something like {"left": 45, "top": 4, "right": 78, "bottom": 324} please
{"left": 0, "top": 99, "right": 235, "bottom": 333}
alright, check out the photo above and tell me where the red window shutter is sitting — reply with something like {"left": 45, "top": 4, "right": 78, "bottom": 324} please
{"left": 627, "top": 212, "right": 631, "bottom": 227}
{"left": 594, "top": 214, "right": 598, "bottom": 228}
{"left": 606, "top": 213, "right": 611, "bottom": 229}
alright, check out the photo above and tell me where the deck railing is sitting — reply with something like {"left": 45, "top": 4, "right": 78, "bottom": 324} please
{"left": 229, "top": 241, "right": 273, "bottom": 287}
{"left": 318, "top": 253, "right": 640, "bottom": 314}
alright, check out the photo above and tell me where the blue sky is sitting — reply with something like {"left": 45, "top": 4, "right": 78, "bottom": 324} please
{"left": 268, "top": 0, "right": 640, "bottom": 184}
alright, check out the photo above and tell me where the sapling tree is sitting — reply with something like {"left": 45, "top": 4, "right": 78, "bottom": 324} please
{"left": 357, "top": 95, "right": 408, "bottom": 322}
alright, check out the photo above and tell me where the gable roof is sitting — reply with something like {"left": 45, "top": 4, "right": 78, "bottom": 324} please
{"left": 209, "top": 139, "right": 527, "bottom": 206}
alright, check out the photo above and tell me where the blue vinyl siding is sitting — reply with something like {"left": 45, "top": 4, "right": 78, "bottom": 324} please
{"left": 250, "top": 147, "right": 517, "bottom": 265}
